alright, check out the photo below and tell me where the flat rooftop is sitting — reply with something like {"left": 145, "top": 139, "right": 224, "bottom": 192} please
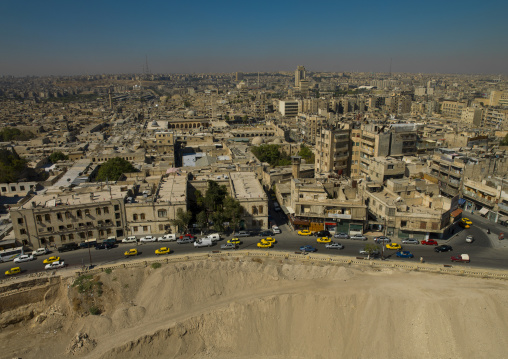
{"left": 230, "top": 172, "right": 266, "bottom": 200}
{"left": 157, "top": 176, "right": 187, "bottom": 204}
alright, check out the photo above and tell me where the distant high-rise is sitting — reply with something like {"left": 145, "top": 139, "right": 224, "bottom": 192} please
{"left": 295, "top": 65, "right": 306, "bottom": 87}
{"left": 235, "top": 72, "right": 243, "bottom": 81}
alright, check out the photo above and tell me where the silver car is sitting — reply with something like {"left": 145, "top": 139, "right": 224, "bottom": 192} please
{"left": 334, "top": 232, "right": 349, "bottom": 239}
{"left": 325, "top": 242, "right": 344, "bottom": 249}
{"left": 350, "top": 234, "right": 368, "bottom": 241}
{"left": 373, "top": 236, "right": 391, "bottom": 243}
{"left": 402, "top": 238, "right": 419, "bottom": 244}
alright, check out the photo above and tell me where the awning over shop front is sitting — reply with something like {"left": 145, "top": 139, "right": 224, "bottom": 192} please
{"left": 450, "top": 208, "right": 463, "bottom": 217}
{"left": 479, "top": 207, "right": 490, "bottom": 215}
{"left": 292, "top": 219, "right": 310, "bottom": 226}
{"left": 286, "top": 206, "right": 295, "bottom": 214}
{"left": 498, "top": 215, "right": 508, "bottom": 222}
{"left": 458, "top": 198, "right": 466, "bottom": 205}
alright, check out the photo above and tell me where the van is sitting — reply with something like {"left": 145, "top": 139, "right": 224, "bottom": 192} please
{"left": 205, "top": 233, "right": 221, "bottom": 242}
{"left": 272, "top": 226, "right": 281, "bottom": 234}
{"left": 104, "top": 237, "right": 117, "bottom": 245}
{"left": 58, "top": 242, "right": 79, "bottom": 253}
{"left": 158, "top": 234, "right": 176, "bottom": 242}
{"left": 194, "top": 237, "right": 213, "bottom": 247}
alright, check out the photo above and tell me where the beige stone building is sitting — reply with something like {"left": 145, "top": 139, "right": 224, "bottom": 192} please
{"left": 314, "top": 127, "right": 350, "bottom": 176}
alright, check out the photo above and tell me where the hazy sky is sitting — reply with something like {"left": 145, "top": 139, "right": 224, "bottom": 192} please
{"left": 1, "top": 0, "right": 507, "bottom": 76}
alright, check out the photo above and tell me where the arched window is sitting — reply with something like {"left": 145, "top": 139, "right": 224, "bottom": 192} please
{"left": 133, "top": 214, "right": 138, "bottom": 221}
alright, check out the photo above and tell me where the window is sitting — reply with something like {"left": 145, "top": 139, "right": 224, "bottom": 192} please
{"left": 103, "top": 207, "right": 109, "bottom": 214}
{"left": 60, "top": 235, "right": 66, "bottom": 242}
{"left": 65, "top": 212, "right": 71, "bottom": 219}
{"left": 86, "top": 222, "right": 93, "bottom": 226}
{"left": 47, "top": 227, "right": 53, "bottom": 232}
{"left": 401, "top": 220, "right": 407, "bottom": 227}
{"left": 57, "top": 213, "right": 63, "bottom": 220}
{"left": 36, "top": 215, "right": 42, "bottom": 222}
{"left": 133, "top": 226, "right": 138, "bottom": 232}
{"left": 67, "top": 224, "right": 73, "bottom": 229}
{"left": 252, "top": 206, "right": 258, "bottom": 215}
{"left": 87, "top": 231, "right": 93, "bottom": 237}
{"left": 44, "top": 214, "right": 51, "bottom": 222}
{"left": 259, "top": 205, "right": 263, "bottom": 214}
{"left": 114, "top": 205, "right": 120, "bottom": 211}
{"left": 388, "top": 165, "right": 394, "bottom": 169}
{"left": 96, "top": 208, "right": 101, "bottom": 215}
{"left": 140, "top": 213, "right": 146, "bottom": 220}
{"left": 20, "top": 229, "right": 26, "bottom": 235}
{"left": 143, "top": 226, "right": 148, "bottom": 232}
{"left": 77, "top": 210, "right": 82, "bottom": 218}
{"left": 133, "top": 214, "right": 138, "bottom": 221}
{"left": 106, "top": 228, "right": 112, "bottom": 234}
{"left": 79, "top": 232, "right": 85, "bottom": 239}
{"left": 48, "top": 236, "right": 55, "bottom": 243}
{"left": 40, "top": 237, "right": 46, "bottom": 244}
{"left": 158, "top": 210, "right": 167, "bottom": 218}
{"left": 11, "top": 186, "right": 16, "bottom": 191}
{"left": 159, "top": 224, "right": 164, "bottom": 231}
{"left": 68, "top": 234, "right": 74, "bottom": 240}
{"left": 420, "top": 222, "right": 427, "bottom": 229}
{"left": 116, "top": 221, "right": 121, "bottom": 227}
{"left": 432, "top": 222, "right": 438, "bottom": 230}
{"left": 59, "top": 225, "right": 64, "bottom": 230}
{"left": 85, "top": 209, "right": 90, "bottom": 216}
{"left": 105, "top": 219, "right": 111, "bottom": 224}
{"left": 115, "top": 213, "right": 120, "bottom": 219}
{"left": 20, "top": 186, "right": 25, "bottom": 191}
{"left": 1, "top": 187, "right": 6, "bottom": 192}
{"left": 17, "top": 218, "right": 23, "bottom": 224}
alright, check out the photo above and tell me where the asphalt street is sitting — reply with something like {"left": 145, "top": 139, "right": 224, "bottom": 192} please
{"left": 2, "top": 209, "right": 508, "bottom": 277}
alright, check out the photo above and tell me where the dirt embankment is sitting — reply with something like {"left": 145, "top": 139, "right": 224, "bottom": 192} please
{"left": 1, "top": 257, "right": 508, "bottom": 359}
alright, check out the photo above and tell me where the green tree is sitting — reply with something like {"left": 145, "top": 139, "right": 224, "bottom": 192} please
{"left": 48, "top": 151, "right": 69, "bottom": 163}
{"left": 171, "top": 209, "right": 193, "bottom": 233}
{"left": 0, "top": 149, "right": 29, "bottom": 183}
{"left": 203, "top": 180, "right": 228, "bottom": 212}
{"left": 251, "top": 144, "right": 291, "bottom": 167}
{"left": 298, "top": 144, "right": 315, "bottom": 163}
{"left": 363, "top": 244, "right": 380, "bottom": 259}
{"left": 223, "top": 196, "right": 243, "bottom": 233}
{"left": 0, "top": 127, "right": 35, "bottom": 142}
{"left": 500, "top": 134, "right": 508, "bottom": 146}
{"left": 95, "top": 157, "right": 136, "bottom": 182}
{"left": 196, "top": 210, "right": 208, "bottom": 232}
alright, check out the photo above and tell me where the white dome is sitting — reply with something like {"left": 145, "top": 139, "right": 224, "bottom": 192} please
{"left": 252, "top": 137, "right": 264, "bottom": 145}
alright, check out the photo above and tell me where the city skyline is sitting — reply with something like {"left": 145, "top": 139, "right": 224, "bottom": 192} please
{"left": 1, "top": 0, "right": 507, "bottom": 76}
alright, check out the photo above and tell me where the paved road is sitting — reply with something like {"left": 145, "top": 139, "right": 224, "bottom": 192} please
{"left": 2, "top": 211, "right": 508, "bottom": 277}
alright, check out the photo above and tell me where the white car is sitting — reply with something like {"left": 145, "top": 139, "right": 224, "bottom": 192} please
{"left": 14, "top": 254, "right": 35, "bottom": 263}
{"left": 140, "top": 235, "right": 157, "bottom": 242}
{"left": 350, "top": 234, "right": 368, "bottom": 241}
{"left": 466, "top": 235, "right": 474, "bottom": 243}
{"left": 45, "top": 261, "right": 66, "bottom": 270}
{"left": 122, "top": 236, "right": 138, "bottom": 243}
{"left": 32, "top": 248, "right": 49, "bottom": 256}
{"left": 325, "top": 242, "right": 344, "bottom": 249}
{"left": 158, "top": 234, "right": 177, "bottom": 242}
{"left": 272, "top": 226, "right": 281, "bottom": 234}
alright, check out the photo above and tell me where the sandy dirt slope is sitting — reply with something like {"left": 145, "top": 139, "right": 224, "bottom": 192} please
{"left": 1, "top": 257, "right": 508, "bottom": 359}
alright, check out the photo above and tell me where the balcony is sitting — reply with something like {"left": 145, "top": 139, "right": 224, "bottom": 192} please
{"left": 463, "top": 190, "right": 496, "bottom": 206}
{"left": 498, "top": 202, "right": 508, "bottom": 214}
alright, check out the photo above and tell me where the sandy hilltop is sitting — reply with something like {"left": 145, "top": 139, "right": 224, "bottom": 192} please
{"left": 2, "top": 256, "right": 508, "bottom": 359}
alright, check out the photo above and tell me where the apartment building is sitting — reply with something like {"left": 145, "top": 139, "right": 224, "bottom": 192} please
{"left": 367, "top": 157, "right": 405, "bottom": 183}
{"left": 365, "top": 178, "right": 453, "bottom": 240}
{"left": 279, "top": 100, "right": 299, "bottom": 117}
{"left": 296, "top": 114, "right": 327, "bottom": 144}
{"left": 484, "top": 108, "right": 508, "bottom": 129}
{"left": 441, "top": 100, "right": 468, "bottom": 119}
{"left": 461, "top": 107, "right": 483, "bottom": 126}
{"left": 314, "top": 127, "right": 350, "bottom": 176}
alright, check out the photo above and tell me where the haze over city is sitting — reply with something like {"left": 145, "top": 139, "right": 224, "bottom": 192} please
{"left": 1, "top": 0, "right": 507, "bottom": 76}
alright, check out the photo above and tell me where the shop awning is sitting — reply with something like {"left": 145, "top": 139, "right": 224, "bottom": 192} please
{"left": 292, "top": 219, "right": 310, "bottom": 226}
{"left": 498, "top": 215, "right": 508, "bottom": 222}
{"left": 450, "top": 208, "right": 463, "bottom": 217}
{"left": 479, "top": 207, "right": 490, "bottom": 215}
{"left": 458, "top": 198, "right": 466, "bottom": 205}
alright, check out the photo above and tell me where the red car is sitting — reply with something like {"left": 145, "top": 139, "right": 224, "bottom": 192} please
{"left": 421, "top": 239, "right": 438, "bottom": 245}
{"left": 179, "top": 234, "right": 196, "bottom": 240}
{"left": 451, "top": 254, "right": 470, "bottom": 263}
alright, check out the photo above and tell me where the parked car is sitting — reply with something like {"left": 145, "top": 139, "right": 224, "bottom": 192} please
{"left": 140, "top": 235, "right": 157, "bottom": 243}
{"left": 402, "top": 238, "right": 419, "bottom": 244}
{"left": 374, "top": 236, "right": 391, "bottom": 244}
{"left": 435, "top": 245, "right": 453, "bottom": 252}
{"left": 14, "top": 254, "right": 35, "bottom": 263}
{"left": 386, "top": 243, "right": 402, "bottom": 250}
{"left": 95, "top": 242, "right": 115, "bottom": 250}
{"left": 104, "top": 236, "right": 117, "bottom": 245}
{"left": 325, "top": 242, "right": 344, "bottom": 249}
{"left": 334, "top": 232, "right": 349, "bottom": 239}
{"left": 122, "top": 236, "right": 138, "bottom": 243}
{"left": 317, "top": 236, "right": 331, "bottom": 243}
{"left": 158, "top": 234, "right": 177, "bottom": 242}
{"left": 299, "top": 245, "right": 317, "bottom": 252}
{"left": 45, "top": 261, "right": 66, "bottom": 270}
{"left": 272, "top": 226, "right": 281, "bottom": 234}
{"left": 228, "top": 238, "right": 241, "bottom": 245}
{"left": 43, "top": 256, "right": 60, "bottom": 264}
{"left": 298, "top": 230, "right": 312, "bottom": 236}
{"left": 79, "top": 241, "right": 97, "bottom": 249}
{"left": 57, "top": 242, "right": 79, "bottom": 253}
{"left": 421, "top": 239, "right": 438, "bottom": 246}
{"left": 155, "top": 247, "right": 171, "bottom": 255}
{"left": 5, "top": 267, "right": 21, "bottom": 276}
{"left": 451, "top": 254, "right": 470, "bottom": 263}
{"left": 177, "top": 237, "right": 195, "bottom": 244}
{"left": 32, "top": 247, "right": 50, "bottom": 256}
{"left": 466, "top": 235, "right": 474, "bottom": 243}
{"left": 350, "top": 234, "right": 367, "bottom": 241}
{"left": 124, "top": 249, "right": 138, "bottom": 257}
{"left": 236, "top": 231, "right": 251, "bottom": 237}
{"left": 396, "top": 251, "right": 414, "bottom": 258}
{"left": 221, "top": 242, "right": 238, "bottom": 250}
{"left": 262, "top": 237, "right": 276, "bottom": 244}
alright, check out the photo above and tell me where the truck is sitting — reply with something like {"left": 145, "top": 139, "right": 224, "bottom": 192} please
{"left": 194, "top": 237, "right": 213, "bottom": 247}
{"left": 57, "top": 242, "right": 79, "bottom": 253}
{"left": 203, "top": 233, "right": 221, "bottom": 242}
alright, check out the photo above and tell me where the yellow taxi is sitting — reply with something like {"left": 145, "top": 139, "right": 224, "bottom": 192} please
{"left": 298, "top": 230, "right": 312, "bottom": 236}
{"left": 257, "top": 241, "right": 272, "bottom": 248}
{"left": 386, "top": 243, "right": 402, "bottom": 250}
{"left": 317, "top": 236, "right": 331, "bottom": 243}
{"left": 262, "top": 237, "right": 276, "bottom": 244}
{"left": 5, "top": 267, "right": 21, "bottom": 276}
{"left": 460, "top": 218, "right": 473, "bottom": 228}
{"left": 155, "top": 247, "right": 170, "bottom": 255}
{"left": 228, "top": 238, "right": 241, "bottom": 245}
{"left": 124, "top": 249, "right": 138, "bottom": 257}
{"left": 43, "top": 256, "right": 60, "bottom": 264}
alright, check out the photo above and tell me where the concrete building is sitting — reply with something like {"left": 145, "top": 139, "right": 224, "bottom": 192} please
{"left": 461, "top": 107, "right": 483, "bottom": 126}
{"left": 367, "top": 157, "right": 405, "bottom": 183}
{"left": 295, "top": 66, "right": 306, "bottom": 87}
{"left": 441, "top": 100, "right": 468, "bottom": 119}
{"left": 279, "top": 100, "right": 299, "bottom": 118}
{"left": 315, "top": 127, "right": 350, "bottom": 176}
